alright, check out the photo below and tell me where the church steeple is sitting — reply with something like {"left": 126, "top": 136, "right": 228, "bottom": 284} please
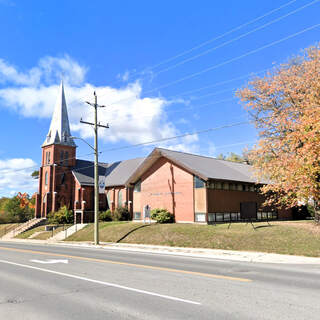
{"left": 43, "top": 80, "right": 76, "bottom": 147}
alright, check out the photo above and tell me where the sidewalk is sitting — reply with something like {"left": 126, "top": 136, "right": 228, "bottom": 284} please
{"left": 2, "top": 237, "right": 320, "bottom": 264}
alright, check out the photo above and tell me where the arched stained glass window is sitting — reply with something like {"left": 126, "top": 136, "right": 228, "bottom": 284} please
{"left": 106, "top": 191, "right": 111, "bottom": 208}
{"left": 118, "top": 190, "right": 122, "bottom": 208}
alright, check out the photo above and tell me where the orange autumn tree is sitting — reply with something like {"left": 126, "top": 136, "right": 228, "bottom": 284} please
{"left": 17, "top": 192, "right": 35, "bottom": 210}
{"left": 237, "top": 45, "right": 320, "bottom": 219}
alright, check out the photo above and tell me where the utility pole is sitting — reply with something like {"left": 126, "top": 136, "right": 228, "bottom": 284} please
{"left": 80, "top": 92, "right": 109, "bottom": 245}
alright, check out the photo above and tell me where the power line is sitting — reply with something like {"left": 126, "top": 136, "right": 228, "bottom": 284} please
{"left": 96, "top": 22, "right": 320, "bottom": 108}
{"left": 164, "top": 68, "right": 268, "bottom": 98}
{"left": 143, "top": 23, "right": 320, "bottom": 93}
{"left": 127, "top": 0, "right": 299, "bottom": 78}
{"left": 84, "top": 67, "right": 266, "bottom": 112}
{"left": 154, "top": 0, "right": 319, "bottom": 76}
{"left": 54, "top": 2, "right": 317, "bottom": 114}
{"left": 73, "top": 1, "right": 302, "bottom": 106}
{"left": 2, "top": 120, "right": 250, "bottom": 176}
{"left": 98, "top": 121, "right": 250, "bottom": 153}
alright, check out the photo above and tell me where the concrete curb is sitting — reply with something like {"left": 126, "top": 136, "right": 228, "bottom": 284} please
{"left": 1, "top": 238, "right": 320, "bottom": 264}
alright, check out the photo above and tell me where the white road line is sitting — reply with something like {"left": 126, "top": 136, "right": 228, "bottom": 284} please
{"left": 0, "top": 259, "right": 201, "bottom": 305}
{"left": 30, "top": 259, "right": 69, "bottom": 264}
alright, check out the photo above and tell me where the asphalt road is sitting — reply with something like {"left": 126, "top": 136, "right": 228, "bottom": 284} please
{"left": 0, "top": 242, "right": 319, "bottom": 319}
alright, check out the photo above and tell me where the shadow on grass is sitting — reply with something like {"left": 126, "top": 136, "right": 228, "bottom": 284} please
{"left": 116, "top": 224, "right": 152, "bottom": 243}
{"left": 254, "top": 224, "right": 274, "bottom": 229}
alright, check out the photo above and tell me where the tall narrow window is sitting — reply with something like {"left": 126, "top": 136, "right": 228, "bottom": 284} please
{"left": 45, "top": 172, "right": 48, "bottom": 186}
{"left": 106, "top": 192, "right": 111, "bottom": 209}
{"left": 47, "top": 151, "right": 51, "bottom": 164}
{"left": 194, "top": 176, "right": 205, "bottom": 188}
{"left": 64, "top": 151, "right": 69, "bottom": 166}
{"left": 134, "top": 180, "right": 141, "bottom": 192}
{"left": 60, "top": 151, "right": 64, "bottom": 165}
{"left": 61, "top": 173, "right": 65, "bottom": 185}
{"left": 118, "top": 190, "right": 122, "bottom": 208}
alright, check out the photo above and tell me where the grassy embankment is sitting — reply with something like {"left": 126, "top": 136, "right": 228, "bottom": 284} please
{"left": 0, "top": 223, "right": 18, "bottom": 237}
{"left": 66, "top": 220, "right": 320, "bottom": 257}
{"left": 15, "top": 225, "right": 71, "bottom": 240}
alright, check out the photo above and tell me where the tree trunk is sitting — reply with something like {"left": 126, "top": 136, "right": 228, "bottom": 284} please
{"left": 315, "top": 211, "right": 320, "bottom": 223}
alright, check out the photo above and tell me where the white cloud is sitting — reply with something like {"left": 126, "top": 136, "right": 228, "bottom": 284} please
{"left": 117, "top": 70, "right": 130, "bottom": 82}
{"left": 0, "top": 158, "right": 38, "bottom": 197}
{"left": 0, "top": 55, "right": 198, "bottom": 153}
{"left": 0, "top": 59, "right": 41, "bottom": 86}
{"left": 0, "top": 55, "right": 87, "bottom": 87}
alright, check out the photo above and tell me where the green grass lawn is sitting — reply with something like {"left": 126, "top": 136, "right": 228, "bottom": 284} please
{"left": 66, "top": 220, "right": 320, "bottom": 257}
{"left": 0, "top": 223, "right": 18, "bottom": 237}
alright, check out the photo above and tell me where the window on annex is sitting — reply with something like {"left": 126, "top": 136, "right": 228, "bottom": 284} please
{"left": 134, "top": 180, "right": 141, "bottom": 192}
{"left": 215, "top": 181, "right": 222, "bottom": 189}
{"left": 257, "top": 211, "right": 278, "bottom": 220}
{"left": 134, "top": 212, "right": 141, "bottom": 220}
{"left": 223, "top": 182, "right": 229, "bottom": 190}
{"left": 195, "top": 212, "right": 206, "bottom": 222}
{"left": 194, "top": 176, "right": 205, "bottom": 188}
{"left": 208, "top": 213, "right": 240, "bottom": 223}
{"left": 237, "top": 184, "right": 243, "bottom": 191}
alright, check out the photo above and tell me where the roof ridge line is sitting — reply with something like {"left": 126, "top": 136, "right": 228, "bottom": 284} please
{"left": 156, "top": 147, "right": 250, "bottom": 165}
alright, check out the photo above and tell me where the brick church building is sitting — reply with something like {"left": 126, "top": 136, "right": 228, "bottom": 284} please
{"left": 35, "top": 82, "right": 292, "bottom": 223}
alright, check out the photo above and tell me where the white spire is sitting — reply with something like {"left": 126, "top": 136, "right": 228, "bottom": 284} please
{"left": 42, "top": 81, "right": 76, "bottom": 147}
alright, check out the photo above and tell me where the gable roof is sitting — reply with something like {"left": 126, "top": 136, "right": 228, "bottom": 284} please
{"left": 72, "top": 159, "right": 109, "bottom": 186}
{"left": 105, "top": 157, "right": 145, "bottom": 187}
{"left": 126, "top": 147, "right": 266, "bottom": 185}
{"left": 72, "top": 157, "right": 145, "bottom": 187}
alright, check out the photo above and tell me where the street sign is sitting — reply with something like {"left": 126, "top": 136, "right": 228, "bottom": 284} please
{"left": 98, "top": 176, "right": 106, "bottom": 194}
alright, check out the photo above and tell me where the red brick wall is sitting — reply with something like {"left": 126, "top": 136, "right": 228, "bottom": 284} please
{"left": 37, "top": 144, "right": 76, "bottom": 217}
{"left": 137, "top": 157, "right": 194, "bottom": 222}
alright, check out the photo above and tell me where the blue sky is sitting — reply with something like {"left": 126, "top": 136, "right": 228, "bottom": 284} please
{"left": 0, "top": 0, "right": 319, "bottom": 196}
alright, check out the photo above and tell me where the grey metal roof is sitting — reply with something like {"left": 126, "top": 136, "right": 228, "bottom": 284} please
{"left": 72, "top": 148, "right": 265, "bottom": 187}
{"left": 72, "top": 160, "right": 109, "bottom": 186}
{"left": 72, "top": 158, "right": 145, "bottom": 187}
{"left": 105, "top": 157, "right": 145, "bottom": 187}
{"left": 126, "top": 148, "right": 266, "bottom": 185}
{"left": 157, "top": 148, "right": 265, "bottom": 183}
{"left": 42, "top": 81, "right": 76, "bottom": 147}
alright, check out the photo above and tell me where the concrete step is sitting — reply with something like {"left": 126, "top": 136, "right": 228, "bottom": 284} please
{"left": 49, "top": 224, "right": 87, "bottom": 241}
{"left": 1, "top": 218, "right": 46, "bottom": 240}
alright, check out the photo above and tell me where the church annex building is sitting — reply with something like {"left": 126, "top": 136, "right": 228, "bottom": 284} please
{"left": 35, "top": 83, "right": 292, "bottom": 223}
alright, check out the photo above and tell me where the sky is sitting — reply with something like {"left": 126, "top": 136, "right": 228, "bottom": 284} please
{"left": 0, "top": 0, "right": 319, "bottom": 197}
